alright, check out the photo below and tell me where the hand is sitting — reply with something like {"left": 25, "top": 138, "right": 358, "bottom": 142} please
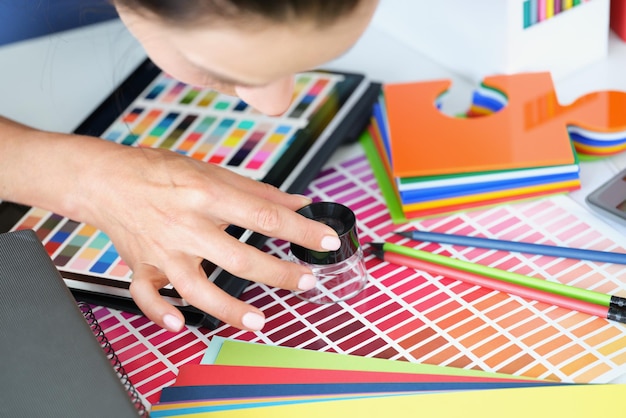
{"left": 77, "top": 142, "right": 341, "bottom": 332}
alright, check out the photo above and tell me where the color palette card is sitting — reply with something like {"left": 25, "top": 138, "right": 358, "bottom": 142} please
{"left": 373, "top": 72, "right": 583, "bottom": 220}
{"left": 149, "top": 338, "right": 602, "bottom": 417}
{"left": 0, "top": 59, "right": 376, "bottom": 328}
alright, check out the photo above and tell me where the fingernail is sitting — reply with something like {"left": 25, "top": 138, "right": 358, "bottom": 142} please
{"left": 242, "top": 312, "right": 265, "bottom": 331}
{"left": 295, "top": 194, "right": 312, "bottom": 203}
{"left": 163, "top": 314, "right": 184, "bottom": 332}
{"left": 298, "top": 273, "right": 317, "bottom": 291}
{"left": 321, "top": 235, "right": 341, "bottom": 251}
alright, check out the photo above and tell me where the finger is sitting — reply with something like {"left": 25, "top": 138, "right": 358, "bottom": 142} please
{"left": 162, "top": 257, "right": 267, "bottom": 331}
{"left": 206, "top": 190, "right": 341, "bottom": 252}
{"left": 199, "top": 232, "right": 318, "bottom": 292}
{"left": 129, "top": 264, "right": 186, "bottom": 333}
{"left": 207, "top": 163, "right": 312, "bottom": 211}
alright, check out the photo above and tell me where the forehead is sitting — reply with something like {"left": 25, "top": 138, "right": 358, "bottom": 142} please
{"left": 161, "top": 2, "right": 377, "bottom": 84}
{"left": 171, "top": 28, "right": 324, "bottom": 80}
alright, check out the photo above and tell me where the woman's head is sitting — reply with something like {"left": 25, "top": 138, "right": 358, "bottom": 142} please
{"left": 113, "top": 0, "right": 365, "bottom": 27}
{"left": 114, "top": 0, "right": 378, "bottom": 114}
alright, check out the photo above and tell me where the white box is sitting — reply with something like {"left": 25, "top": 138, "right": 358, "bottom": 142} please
{"left": 371, "top": 0, "right": 610, "bottom": 81}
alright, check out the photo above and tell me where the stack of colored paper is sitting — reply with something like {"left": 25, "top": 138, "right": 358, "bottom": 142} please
{"left": 149, "top": 338, "right": 626, "bottom": 417}
{"left": 367, "top": 72, "right": 582, "bottom": 223}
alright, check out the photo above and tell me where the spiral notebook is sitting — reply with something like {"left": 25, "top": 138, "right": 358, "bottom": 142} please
{"left": 0, "top": 229, "right": 145, "bottom": 417}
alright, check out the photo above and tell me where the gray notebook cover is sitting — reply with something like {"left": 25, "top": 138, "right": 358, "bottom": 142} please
{"left": 0, "top": 229, "right": 140, "bottom": 417}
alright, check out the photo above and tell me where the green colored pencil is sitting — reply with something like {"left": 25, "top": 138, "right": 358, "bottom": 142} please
{"left": 374, "top": 242, "right": 626, "bottom": 310}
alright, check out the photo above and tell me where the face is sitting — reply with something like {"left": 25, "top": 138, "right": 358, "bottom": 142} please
{"left": 116, "top": 1, "right": 379, "bottom": 115}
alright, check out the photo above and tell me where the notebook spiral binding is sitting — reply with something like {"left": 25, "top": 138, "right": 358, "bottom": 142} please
{"left": 77, "top": 302, "right": 148, "bottom": 416}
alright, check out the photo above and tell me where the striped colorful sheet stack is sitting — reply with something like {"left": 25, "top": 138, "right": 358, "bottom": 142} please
{"left": 149, "top": 337, "right": 626, "bottom": 417}
{"left": 367, "top": 73, "right": 583, "bottom": 222}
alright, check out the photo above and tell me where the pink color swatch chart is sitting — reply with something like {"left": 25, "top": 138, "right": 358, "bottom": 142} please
{"left": 83, "top": 145, "right": 626, "bottom": 408}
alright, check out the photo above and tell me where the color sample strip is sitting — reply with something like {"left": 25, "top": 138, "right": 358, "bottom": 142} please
{"left": 90, "top": 242, "right": 121, "bottom": 274}
{"left": 123, "top": 107, "right": 143, "bottom": 124}
{"left": 208, "top": 121, "right": 252, "bottom": 164}
{"left": 180, "top": 88, "right": 200, "bottom": 105}
{"left": 13, "top": 207, "right": 49, "bottom": 231}
{"left": 280, "top": 75, "right": 312, "bottom": 116}
{"left": 108, "top": 258, "right": 131, "bottom": 278}
{"left": 44, "top": 219, "right": 80, "bottom": 255}
{"left": 530, "top": 0, "right": 538, "bottom": 25}
{"left": 524, "top": 0, "right": 532, "bottom": 28}
{"left": 245, "top": 125, "right": 291, "bottom": 170}
{"left": 289, "top": 78, "right": 329, "bottom": 118}
{"left": 70, "top": 231, "right": 111, "bottom": 271}
{"left": 145, "top": 82, "right": 166, "bottom": 100}
{"left": 162, "top": 81, "right": 186, "bottom": 103}
{"left": 54, "top": 223, "right": 98, "bottom": 267}
{"left": 121, "top": 109, "right": 162, "bottom": 146}
{"left": 158, "top": 114, "right": 197, "bottom": 150}
{"left": 104, "top": 108, "right": 145, "bottom": 143}
{"left": 191, "top": 118, "right": 235, "bottom": 161}
{"left": 227, "top": 122, "right": 270, "bottom": 167}
{"left": 35, "top": 213, "right": 64, "bottom": 242}
{"left": 175, "top": 116, "right": 217, "bottom": 155}
{"left": 197, "top": 91, "right": 218, "bottom": 107}
{"left": 207, "top": 119, "right": 246, "bottom": 164}
{"left": 291, "top": 75, "right": 311, "bottom": 103}
{"left": 546, "top": 0, "right": 554, "bottom": 18}
{"left": 214, "top": 99, "right": 231, "bottom": 111}
{"left": 138, "top": 112, "right": 179, "bottom": 147}
{"left": 104, "top": 130, "right": 123, "bottom": 142}
{"left": 233, "top": 100, "right": 248, "bottom": 112}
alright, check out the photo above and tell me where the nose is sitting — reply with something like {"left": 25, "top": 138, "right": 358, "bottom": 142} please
{"left": 235, "top": 76, "right": 295, "bottom": 116}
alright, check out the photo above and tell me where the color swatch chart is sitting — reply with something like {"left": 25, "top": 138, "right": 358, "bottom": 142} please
{"left": 523, "top": 0, "right": 592, "bottom": 29}
{"left": 8, "top": 71, "right": 342, "bottom": 283}
{"left": 104, "top": 71, "right": 340, "bottom": 179}
{"left": 78, "top": 141, "right": 626, "bottom": 408}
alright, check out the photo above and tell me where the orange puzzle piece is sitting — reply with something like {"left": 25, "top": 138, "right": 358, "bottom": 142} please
{"left": 383, "top": 72, "right": 626, "bottom": 178}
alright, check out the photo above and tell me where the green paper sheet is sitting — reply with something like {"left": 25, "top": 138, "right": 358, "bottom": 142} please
{"left": 210, "top": 338, "right": 535, "bottom": 380}
{"left": 359, "top": 130, "right": 407, "bottom": 223}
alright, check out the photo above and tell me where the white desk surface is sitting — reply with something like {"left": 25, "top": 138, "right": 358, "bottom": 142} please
{"left": 1, "top": 15, "right": 626, "bottom": 381}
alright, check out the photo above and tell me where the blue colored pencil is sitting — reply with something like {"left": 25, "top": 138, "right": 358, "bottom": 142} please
{"left": 395, "top": 230, "right": 626, "bottom": 266}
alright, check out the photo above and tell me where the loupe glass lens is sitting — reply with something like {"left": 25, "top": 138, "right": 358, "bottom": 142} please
{"left": 290, "top": 202, "right": 368, "bottom": 304}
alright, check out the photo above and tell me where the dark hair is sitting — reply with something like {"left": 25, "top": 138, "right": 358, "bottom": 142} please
{"left": 113, "top": 0, "right": 362, "bottom": 27}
